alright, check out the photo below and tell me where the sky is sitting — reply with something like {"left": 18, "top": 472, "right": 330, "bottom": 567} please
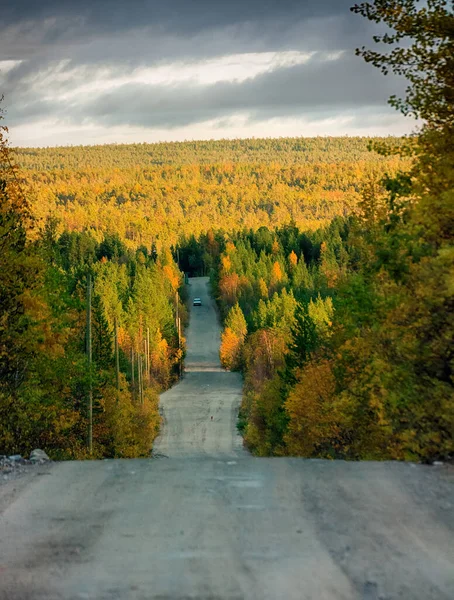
{"left": 0, "top": 0, "right": 415, "bottom": 147}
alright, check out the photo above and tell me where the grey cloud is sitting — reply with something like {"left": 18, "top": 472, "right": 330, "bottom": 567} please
{"left": 3, "top": 1, "right": 353, "bottom": 33}
{"left": 82, "top": 54, "right": 406, "bottom": 128}
{"left": 1, "top": 0, "right": 402, "bottom": 143}
{"left": 1, "top": 12, "right": 377, "bottom": 95}
{"left": 0, "top": 0, "right": 372, "bottom": 65}
{"left": 1, "top": 10, "right": 380, "bottom": 128}
{"left": 5, "top": 52, "right": 405, "bottom": 130}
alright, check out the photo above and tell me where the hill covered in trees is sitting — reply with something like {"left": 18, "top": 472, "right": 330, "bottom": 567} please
{"left": 2, "top": 0, "right": 452, "bottom": 464}
{"left": 14, "top": 137, "right": 410, "bottom": 249}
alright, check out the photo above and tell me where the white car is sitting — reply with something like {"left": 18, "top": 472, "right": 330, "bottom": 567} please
{"left": 193, "top": 297, "right": 202, "bottom": 306}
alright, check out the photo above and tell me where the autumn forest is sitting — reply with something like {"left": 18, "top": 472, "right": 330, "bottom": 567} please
{"left": 1, "top": 1, "right": 453, "bottom": 462}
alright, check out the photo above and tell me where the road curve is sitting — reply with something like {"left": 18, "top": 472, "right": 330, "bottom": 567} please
{"left": 153, "top": 277, "right": 245, "bottom": 457}
{"left": 0, "top": 278, "right": 453, "bottom": 600}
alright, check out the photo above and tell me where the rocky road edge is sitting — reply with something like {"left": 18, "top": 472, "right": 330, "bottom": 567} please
{"left": 0, "top": 449, "right": 51, "bottom": 486}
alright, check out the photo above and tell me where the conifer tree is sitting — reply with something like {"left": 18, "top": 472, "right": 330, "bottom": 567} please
{"left": 282, "top": 303, "right": 318, "bottom": 387}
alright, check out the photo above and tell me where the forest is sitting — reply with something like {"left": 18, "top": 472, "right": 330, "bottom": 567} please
{"left": 177, "top": 0, "right": 454, "bottom": 462}
{"left": 1, "top": 0, "right": 452, "bottom": 461}
{"left": 1, "top": 128, "right": 186, "bottom": 457}
{"left": 13, "top": 137, "right": 410, "bottom": 249}
{"left": 186, "top": 210, "right": 453, "bottom": 461}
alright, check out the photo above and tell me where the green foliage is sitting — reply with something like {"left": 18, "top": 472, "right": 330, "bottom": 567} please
{"left": 0, "top": 180, "right": 37, "bottom": 387}
{"left": 252, "top": 289, "right": 297, "bottom": 333}
{"left": 225, "top": 303, "right": 247, "bottom": 338}
{"left": 241, "top": 329, "right": 289, "bottom": 455}
{"left": 283, "top": 303, "right": 319, "bottom": 383}
{"left": 231, "top": 0, "right": 454, "bottom": 461}
{"left": 2, "top": 7, "right": 452, "bottom": 464}
{"left": 213, "top": 196, "right": 452, "bottom": 460}
{"left": 0, "top": 200, "right": 182, "bottom": 457}
{"left": 351, "top": 0, "right": 454, "bottom": 129}
{"left": 308, "top": 295, "right": 334, "bottom": 336}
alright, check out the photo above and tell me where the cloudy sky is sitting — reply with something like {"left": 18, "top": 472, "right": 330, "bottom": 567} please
{"left": 1, "top": 0, "right": 413, "bottom": 146}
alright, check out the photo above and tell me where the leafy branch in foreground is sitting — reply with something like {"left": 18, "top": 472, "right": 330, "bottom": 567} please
{"left": 351, "top": 0, "right": 454, "bottom": 129}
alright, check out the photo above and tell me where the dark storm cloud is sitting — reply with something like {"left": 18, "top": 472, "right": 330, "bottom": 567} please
{"left": 3, "top": 1, "right": 353, "bottom": 34}
{"left": 0, "top": 0, "right": 367, "bottom": 64}
{"left": 1, "top": 0, "right": 408, "bottom": 143}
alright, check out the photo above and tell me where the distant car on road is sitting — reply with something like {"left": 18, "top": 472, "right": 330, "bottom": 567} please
{"left": 193, "top": 297, "right": 202, "bottom": 306}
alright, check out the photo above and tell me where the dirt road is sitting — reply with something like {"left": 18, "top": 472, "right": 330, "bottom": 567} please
{"left": 0, "top": 277, "right": 453, "bottom": 600}
{"left": 153, "top": 276, "right": 245, "bottom": 457}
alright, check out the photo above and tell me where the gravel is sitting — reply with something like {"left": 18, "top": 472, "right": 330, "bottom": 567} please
{"left": 0, "top": 451, "right": 51, "bottom": 485}
{"left": 0, "top": 280, "right": 452, "bottom": 600}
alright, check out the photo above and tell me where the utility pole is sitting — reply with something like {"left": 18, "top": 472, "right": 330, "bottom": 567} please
{"left": 141, "top": 354, "right": 144, "bottom": 404}
{"left": 146, "top": 328, "right": 150, "bottom": 384}
{"left": 131, "top": 347, "right": 135, "bottom": 392}
{"left": 138, "top": 354, "right": 143, "bottom": 405}
{"left": 175, "top": 292, "right": 181, "bottom": 375}
{"left": 115, "top": 317, "right": 120, "bottom": 396}
{"left": 86, "top": 273, "right": 93, "bottom": 455}
{"left": 178, "top": 316, "right": 182, "bottom": 377}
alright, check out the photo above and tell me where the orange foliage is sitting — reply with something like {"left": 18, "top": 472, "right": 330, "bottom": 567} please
{"left": 117, "top": 326, "right": 130, "bottom": 348}
{"left": 288, "top": 250, "right": 298, "bottom": 267}
{"left": 163, "top": 264, "right": 180, "bottom": 290}
{"left": 219, "top": 327, "right": 243, "bottom": 370}
{"left": 271, "top": 261, "right": 283, "bottom": 283}
{"left": 225, "top": 241, "right": 236, "bottom": 254}
{"left": 219, "top": 272, "right": 240, "bottom": 305}
{"left": 150, "top": 333, "right": 171, "bottom": 387}
{"left": 221, "top": 254, "right": 232, "bottom": 273}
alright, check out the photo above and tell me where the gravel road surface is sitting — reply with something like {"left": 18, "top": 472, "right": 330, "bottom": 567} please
{"left": 0, "top": 277, "right": 453, "bottom": 600}
{"left": 153, "top": 276, "right": 245, "bottom": 458}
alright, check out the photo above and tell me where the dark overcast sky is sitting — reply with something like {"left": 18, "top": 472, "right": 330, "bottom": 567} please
{"left": 0, "top": 0, "right": 412, "bottom": 146}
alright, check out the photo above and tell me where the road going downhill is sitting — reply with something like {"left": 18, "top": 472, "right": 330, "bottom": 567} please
{"left": 153, "top": 277, "right": 245, "bottom": 457}
{"left": 0, "top": 277, "right": 453, "bottom": 600}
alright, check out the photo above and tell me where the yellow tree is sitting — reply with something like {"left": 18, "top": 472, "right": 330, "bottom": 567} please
{"left": 219, "top": 303, "right": 247, "bottom": 370}
{"left": 288, "top": 250, "right": 298, "bottom": 269}
{"left": 220, "top": 327, "right": 243, "bottom": 371}
{"left": 219, "top": 272, "right": 240, "bottom": 305}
